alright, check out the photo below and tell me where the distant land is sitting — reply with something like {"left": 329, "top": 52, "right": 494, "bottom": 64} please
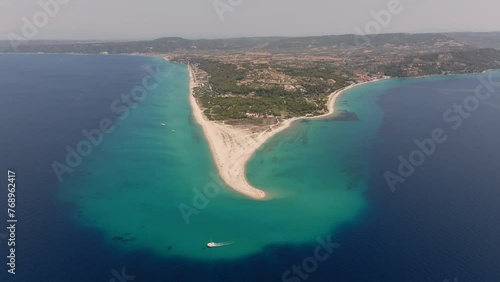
{"left": 3, "top": 31, "right": 500, "bottom": 197}
{"left": 3, "top": 32, "right": 500, "bottom": 124}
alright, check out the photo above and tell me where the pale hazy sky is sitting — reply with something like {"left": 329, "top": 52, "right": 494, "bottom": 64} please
{"left": 1, "top": 0, "right": 500, "bottom": 40}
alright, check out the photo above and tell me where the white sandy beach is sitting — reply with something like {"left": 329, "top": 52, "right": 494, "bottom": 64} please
{"left": 187, "top": 64, "right": 379, "bottom": 199}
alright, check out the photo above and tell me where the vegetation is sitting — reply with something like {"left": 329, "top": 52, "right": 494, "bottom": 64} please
{"left": 198, "top": 94, "right": 322, "bottom": 121}
{"left": 275, "top": 64, "right": 353, "bottom": 90}
{"left": 266, "top": 33, "right": 457, "bottom": 49}
{"left": 192, "top": 59, "right": 332, "bottom": 121}
{"left": 380, "top": 48, "right": 500, "bottom": 77}
{"left": 1, "top": 32, "right": 469, "bottom": 54}
{"left": 5, "top": 32, "right": 500, "bottom": 122}
{"left": 446, "top": 32, "right": 500, "bottom": 49}
{"left": 190, "top": 58, "right": 249, "bottom": 94}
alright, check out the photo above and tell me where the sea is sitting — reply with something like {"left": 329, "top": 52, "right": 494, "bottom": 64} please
{"left": 0, "top": 54, "right": 499, "bottom": 282}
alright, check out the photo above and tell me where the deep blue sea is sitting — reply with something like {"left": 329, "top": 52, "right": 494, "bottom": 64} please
{"left": 0, "top": 54, "right": 499, "bottom": 282}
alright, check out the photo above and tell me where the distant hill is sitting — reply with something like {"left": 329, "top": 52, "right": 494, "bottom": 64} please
{"left": 446, "top": 32, "right": 500, "bottom": 49}
{"left": 0, "top": 32, "right": 472, "bottom": 54}
{"left": 381, "top": 48, "right": 500, "bottom": 77}
{"left": 3, "top": 32, "right": 500, "bottom": 123}
{"left": 0, "top": 36, "right": 284, "bottom": 54}
{"left": 266, "top": 33, "right": 458, "bottom": 49}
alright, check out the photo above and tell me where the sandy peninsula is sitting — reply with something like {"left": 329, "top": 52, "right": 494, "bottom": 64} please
{"left": 188, "top": 64, "right": 379, "bottom": 199}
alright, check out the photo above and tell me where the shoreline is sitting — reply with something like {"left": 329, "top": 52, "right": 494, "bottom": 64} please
{"left": 187, "top": 63, "right": 384, "bottom": 199}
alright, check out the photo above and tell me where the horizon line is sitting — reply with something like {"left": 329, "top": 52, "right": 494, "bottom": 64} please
{"left": 2, "top": 30, "right": 500, "bottom": 43}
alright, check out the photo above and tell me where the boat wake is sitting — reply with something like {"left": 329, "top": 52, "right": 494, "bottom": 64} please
{"left": 207, "top": 241, "right": 234, "bottom": 248}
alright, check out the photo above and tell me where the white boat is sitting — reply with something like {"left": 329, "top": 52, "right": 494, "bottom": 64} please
{"left": 161, "top": 123, "right": 166, "bottom": 126}
{"left": 207, "top": 241, "right": 234, "bottom": 248}
{"left": 207, "top": 236, "right": 234, "bottom": 248}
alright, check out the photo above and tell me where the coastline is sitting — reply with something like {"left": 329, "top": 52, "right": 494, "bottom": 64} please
{"left": 187, "top": 63, "right": 384, "bottom": 199}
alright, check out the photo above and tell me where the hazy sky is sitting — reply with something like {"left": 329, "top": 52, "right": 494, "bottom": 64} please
{"left": 1, "top": 0, "right": 500, "bottom": 40}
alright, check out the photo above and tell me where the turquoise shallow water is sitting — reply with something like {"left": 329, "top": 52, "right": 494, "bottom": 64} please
{"left": 60, "top": 59, "right": 396, "bottom": 260}
{"left": 5, "top": 55, "right": 500, "bottom": 281}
